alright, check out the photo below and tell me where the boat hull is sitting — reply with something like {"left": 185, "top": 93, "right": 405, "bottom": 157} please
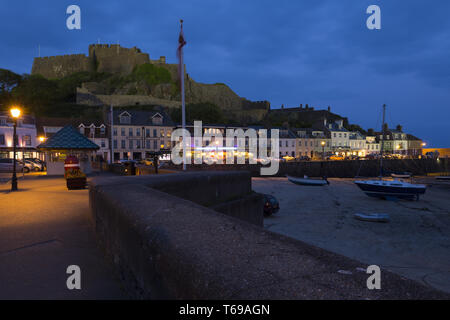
{"left": 355, "top": 181, "right": 426, "bottom": 200}
{"left": 287, "top": 176, "right": 328, "bottom": 186}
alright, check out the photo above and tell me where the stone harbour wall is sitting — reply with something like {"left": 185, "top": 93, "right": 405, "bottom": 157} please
{"left": 89, "top": 171, "right": 449, "bottom": 299}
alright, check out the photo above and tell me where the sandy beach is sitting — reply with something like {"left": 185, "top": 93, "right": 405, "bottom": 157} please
{"left": 253, "top": 177, "right": 450, "bottom": 293}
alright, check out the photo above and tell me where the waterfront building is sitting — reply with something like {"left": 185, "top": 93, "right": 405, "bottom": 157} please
{"left": 349, "top": 131, "right": 368, "bottom": 157}
{"left": 112, "top": 109, "right": 174, "bottom": 161}
{"left": 0, "top": 111, "right": 39, "bottom": 160}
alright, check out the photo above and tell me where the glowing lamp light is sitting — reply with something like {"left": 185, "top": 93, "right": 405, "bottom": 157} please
{"left": 39, "top": 136, "right": 46, "bottom": 142}
{"left": 10, "top": 107, "right": 21, "bottom": 118}
{"left": 321, "top": 141, "right": 326, "bottom": 146}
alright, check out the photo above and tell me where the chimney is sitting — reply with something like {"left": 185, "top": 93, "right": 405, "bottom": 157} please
{"left": 281, "top": 104, "right": 284, "bottom": 109}
{"left": 327, "top": 106, "right": 331, "bottom": 112}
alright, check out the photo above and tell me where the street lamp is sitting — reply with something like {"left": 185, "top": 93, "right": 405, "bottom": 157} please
{"left": 39, "top": 136, "right": 46, "bottom": 142}
{"left": 321, "top": 141, "right": 326, "bottom": 160}
{"left": 10, "top": 107, "right": 21, "bottom": 191}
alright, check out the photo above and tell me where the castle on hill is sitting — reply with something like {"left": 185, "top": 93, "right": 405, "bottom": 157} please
{"left": 31, "top": 44, "right": 173, "bottom": 79}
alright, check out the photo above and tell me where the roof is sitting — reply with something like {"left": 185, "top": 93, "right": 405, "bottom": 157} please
{"left": 113, "top": 109, "right": 174, "bottom": 127}
{"left": 37, "top": 125, "right": 100, "bottom": 150}
{"left": 35, "top": 116, "right": 105, "bottom": 135}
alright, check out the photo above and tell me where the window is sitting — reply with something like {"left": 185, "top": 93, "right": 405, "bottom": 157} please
{"left": 136, "top": 140, "right": 141, "bottom": 149}
{"left": 136, "top": 128, "right": 141, "bottom": 136}
{"left": 167, "top": 130, "right": 171, "bottom": 138}
{"left": 298, "top": 141, "right": 302, "bottom": 146}
{"left": 146, "top": 129, "right": 150, "bottom": 137}
{"left": 333, "top": 133, "right": 336, "bottom": 138}
{"left": 0, "top": 118, "right": 6, "bottom": 126}
{"left": 146, "top": 140, "right": 151, "bottom": 149}
{"left": 153, "top": 129, "right": 157, "bottom": 137}
{"left": 113, "top": 140, "right": 118, "bottom": 149}
{"left": 153, "top": 140, "right": 157, "bottom": 149}
{"left": 100, "top": 126, "right": 106, "bottom": 135}
{"left": 23, "top": 135, "right": 31, "bottom": 146}
{"left": 119, "top": 114, "right": 131, "bottom": 124}
{"left": 129, "top": 140, "right": 133, "bottom": 149}
{"left": 160, "top": 129, "right": 165, "bottom": 137}
{"left": 129, "top": 128, "right": 133, "bottom": 136}
{"left": 113, "top": 128, "right": 117, "bottom": 136}
{"left": 101, "top": 140, "right": 106, "bottom": 148}
{"left": 0, "top": 134, "right": 5, "bottom": 145}
{"left": 339, "top": 133, "right": 342, "bottom": 138}
{"left": 121, "top": 140, "right": 125, "bottom": 149}
{"left": 121, "top": 128, "right": 125, "bottom": 136}
{"left": 152, "top": 114, "right": 163, "bottom": 125}
{"left": 79, "top": 126, "right": 85, "bottom": 134}
{"left": 285, "top": 141, "right": 288, "bottom": 147}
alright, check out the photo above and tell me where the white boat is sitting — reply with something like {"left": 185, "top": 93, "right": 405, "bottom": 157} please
{"left": 287, "top": 175, "right": 329, "bottom": 186}
{"left": 354, "top": 213, "right": 390, "bottom": 223}
{"left": 391, "top": 172, "right": 412, "bottom": 179}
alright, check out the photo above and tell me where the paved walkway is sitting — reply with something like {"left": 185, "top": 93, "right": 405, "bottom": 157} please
{"left": 0, "top": 175, "right": 126, "bottom": 299}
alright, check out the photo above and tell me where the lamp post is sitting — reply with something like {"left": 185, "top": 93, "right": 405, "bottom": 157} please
{"left": 321, "top": 141, "right": 326, "bottom": 160}
{"left": 10, "top": 107, "right": 21, "bottom": 191}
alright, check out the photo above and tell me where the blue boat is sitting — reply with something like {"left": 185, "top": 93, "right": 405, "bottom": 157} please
{"left": 354, "top": 180, "right": 426, "bottom": 200}
{"left": 355, "top": 104, "right": 426, "bottom": 201}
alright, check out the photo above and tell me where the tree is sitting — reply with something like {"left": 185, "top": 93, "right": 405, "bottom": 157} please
{"left": 11, "top": 74, "right": 59, "bottom": 114}
{"left": 170, "top": 102, "right": 224, "bottom": 124}
{"left": 346, "top": 124, "right": 367, "bottom": 135}
{"left": 0, "top": 69, "right": 22, "bottom": 93}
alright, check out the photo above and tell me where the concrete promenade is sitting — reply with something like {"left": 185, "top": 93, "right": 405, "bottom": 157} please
{"left": 0, "top": 175, "right": 126, "bottom": 299}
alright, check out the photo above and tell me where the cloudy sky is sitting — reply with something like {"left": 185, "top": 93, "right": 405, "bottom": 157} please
{"left": 1, "top": 0, "right": 449, "bottom": 147}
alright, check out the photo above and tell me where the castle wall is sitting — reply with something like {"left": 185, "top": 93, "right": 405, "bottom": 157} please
{"left": 88, "top": 44, "right": 150, "bottom": 74}
{"left": 31, "top": 54, "right": 92, "bottom": 79}
{"left": 76, "top": 87, "right": 181, "bottom": 108}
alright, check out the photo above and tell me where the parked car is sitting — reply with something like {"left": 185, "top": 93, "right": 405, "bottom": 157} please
{"left": 0, "top": 158, "right": 29, "bottom": 173}
{"left": 263, "top": 194, "right": 279, "bottom": 216}
{"left": 328, "top": 155, "right": 345, "bottom": 161}
{"left": 299, "top": 156, "right": 311, "bottom": 161}
{"left": 19, "top": 160, "right": 37, "bottom": 172}
{"left": 23, "top": 160, "right": 41, "bottom": 172}
{"left": 24, "top": 158, "right": 46, "bottom": 171}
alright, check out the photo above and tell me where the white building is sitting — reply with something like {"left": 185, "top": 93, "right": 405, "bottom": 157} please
{"left": 112, "top": 110, "right": 174, "bottom": 161}
{"left": 349, "top": 131, "right": 368, "bottom": 157}
{"left": 0, "top": 112, "right": 39, "bottom": 159}
{"left": 278, "top": 128, "right": 297, "bottom": 158}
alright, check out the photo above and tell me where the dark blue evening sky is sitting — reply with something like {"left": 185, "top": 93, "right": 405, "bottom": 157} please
{"left": 1, "top": 0, "right": 449, "bottom": 147}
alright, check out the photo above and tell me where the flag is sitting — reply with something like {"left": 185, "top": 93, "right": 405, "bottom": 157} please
{"left": 177, "top": 20, "right": 186, "bottom": 84}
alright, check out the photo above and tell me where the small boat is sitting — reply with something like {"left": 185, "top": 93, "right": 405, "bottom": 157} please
{"left": 354, "top": 179, "right": 426, "bottom": 200}
{"left": 287, "top": 175, "right": 329, "bottom": 186}
{"left": 391, "top": 172, "right": 412, "bottom": 179}
{"left": 354, "top": 213, "right": 390, "bottom": 223}
{"left": 355, "top": 104, "right": 426, "bottom": 201}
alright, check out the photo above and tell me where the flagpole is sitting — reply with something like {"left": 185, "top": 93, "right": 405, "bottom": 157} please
{"left": 180, "top": 19, "right": 186, "bottom": 171}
